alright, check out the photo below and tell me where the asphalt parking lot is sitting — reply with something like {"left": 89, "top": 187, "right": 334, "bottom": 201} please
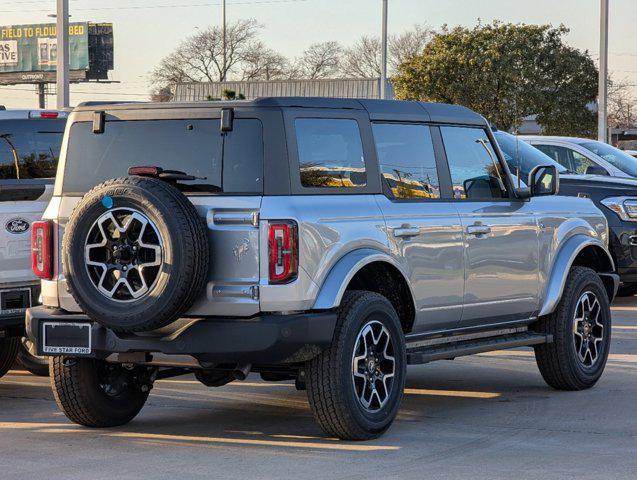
{"left": 1, "top": 299, "right": 636, "bottom": 480}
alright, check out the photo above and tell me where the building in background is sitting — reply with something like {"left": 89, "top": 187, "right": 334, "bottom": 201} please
{"left": 171, "top": 78, "right": 393, "bottom": 102}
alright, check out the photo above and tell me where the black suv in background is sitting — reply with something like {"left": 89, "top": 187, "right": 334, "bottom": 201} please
{"left": 495, "top": 129, "right": 637, "bottom": 294}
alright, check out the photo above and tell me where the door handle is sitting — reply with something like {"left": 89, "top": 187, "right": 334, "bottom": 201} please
{"left": 393, "top": 225, "right": 420, "bottom": 238}
{"left": 466, "top": 224, "right": 491, "bottom": 236}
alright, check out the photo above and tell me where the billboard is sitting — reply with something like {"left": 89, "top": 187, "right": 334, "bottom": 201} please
{"left": 0, "top": 22, "right": 113, "bottom": 84}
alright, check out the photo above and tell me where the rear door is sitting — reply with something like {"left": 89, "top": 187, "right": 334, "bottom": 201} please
{"left": 373, "top": 122, "right": 464, "bottom": 333}
{"left": 58, "top": 108, "right": 268, "bottom": 316}
{"left": 439, "top": 126, "right": 540, "bottom": 328}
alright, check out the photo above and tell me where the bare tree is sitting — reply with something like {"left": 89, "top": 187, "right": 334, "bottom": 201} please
{"left": 342, "top": 24, "right": 433, "bottom": 78}
{"left": 151, "top": 19, "right": 263, "bottom": 88}
{"left": 608, "top": 76, "right": 637, "bottom": 129}
{"left": 295, "top": 41, "right": 344, "bottom": 79}
{"left": 241, "top": 43, "right": 291, "bottom": 81}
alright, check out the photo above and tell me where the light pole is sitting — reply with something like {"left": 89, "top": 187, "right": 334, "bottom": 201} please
{"left": 222, "top": 0, "right": 227, "bottom": 82}
{"left": 598, "top": 0, "right": 609, "bottom": 143}
{"left": 56, "top": 0, "right": 70, "bottom": 109}
{"left": 380, "top": 0, "right": 388, "bottom": 100}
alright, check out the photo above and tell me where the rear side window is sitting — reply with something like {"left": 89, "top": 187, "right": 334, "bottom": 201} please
{"left": 295, "top": 118, "right": 367, "bottom": 188}
{"left": 0, "top": 119, "right": 65, "bottom": 180}
{"left": 372, "top": 123, "right": 440, "bottom": 199}
{"left": 63, "top": 118, "right": 263, "bottom": 194}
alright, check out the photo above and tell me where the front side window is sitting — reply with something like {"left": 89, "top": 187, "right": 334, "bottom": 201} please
{"left": 63, "top": 118, "right": 263, "bottom": 194}
{"left": 535, "top": 144, "right": 600, "bottom": 175}
{"left": 441, "top": 126, "right": 507, "bottom": 200}
{"left": 0, "top": 119, "right": 65, "bottom": 180}
{"left": 295, "top": 118, "right": 367, "bottom": 188}
{"left": 373, "top": 123, "right": 440, "bottom": 199}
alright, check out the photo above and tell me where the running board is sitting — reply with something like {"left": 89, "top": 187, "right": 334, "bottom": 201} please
{"left": 406, "top": 331, "right": 552, "bottom": 365}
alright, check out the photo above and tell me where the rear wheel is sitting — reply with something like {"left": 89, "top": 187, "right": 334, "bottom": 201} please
{"left": 534, "top": 267, "right": 611, "bottom": 390}
{"left": 0, "top": 337, "right": 19, "bottom": 379}
{"left": 17, "top": 338, "right": 49, "bottom": 377}
{"left": 306, "top": 291, "right": 406, "bottom": 440}
{"left": 50, "top": 357, "right": 153, "bottom": 427}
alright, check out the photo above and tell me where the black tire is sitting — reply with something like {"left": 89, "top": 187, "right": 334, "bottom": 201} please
{"left": 50, "top": 357, "right": 150, "bottom": 427}
{"left": 16, "top": 338, "right": 49, "bottom": 377}
{"left": 306, "top": 291, "right": 406, "bottom": 440}
{"left": 0, "top": 337, "right": 19, "bottom": 379}
{"left": 62, "top": 176, "right": 209, "bottom": 332}
{"left": 534, "top": 267, "right": 611, "bottom": 390}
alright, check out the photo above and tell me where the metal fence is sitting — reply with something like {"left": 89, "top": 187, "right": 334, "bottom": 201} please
{"left": 172, "top": 78, "right": 393, "bottom": 102}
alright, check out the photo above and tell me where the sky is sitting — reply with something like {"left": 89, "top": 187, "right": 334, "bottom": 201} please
{"left": 1, "top": 0, "right": 636, "bottom": 108}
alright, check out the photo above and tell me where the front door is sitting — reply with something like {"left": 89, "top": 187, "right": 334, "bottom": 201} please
{"left": 439, "top": 126, "right": 540, "bottom": 328}
{"left": 373, "top": 122, "right": 464, "bottom": 333}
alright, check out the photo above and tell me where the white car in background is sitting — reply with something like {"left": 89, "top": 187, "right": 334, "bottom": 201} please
{"left": 0, "top": 106, "right": 67, "bottom": 377}
{"left": 522, "top": 135, "right": 637, "bottom": 178}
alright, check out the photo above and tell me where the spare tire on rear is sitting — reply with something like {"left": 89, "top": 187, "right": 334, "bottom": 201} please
{"left": 63, "top": 176, "right": 209, "bottom": 332}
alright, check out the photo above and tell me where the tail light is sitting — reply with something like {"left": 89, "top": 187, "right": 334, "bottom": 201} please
{"left": 268, "top": 221, "right": 298, "bottom": 284}
{"left": 32, "top": 221, "right": 53, "bottom": 279}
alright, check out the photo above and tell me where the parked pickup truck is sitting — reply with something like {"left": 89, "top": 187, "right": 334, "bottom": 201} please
{"left": 0, "top": 107, "right": 67, "bottom": 378}
{"left": 26, "top": 98, "right": 618, "bottom": 440}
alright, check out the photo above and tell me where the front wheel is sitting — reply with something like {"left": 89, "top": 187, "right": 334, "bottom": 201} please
{"left": 50, "top": 357, "right": 153, "bottom": 427}
{"left": 306, "top": 291, "right": 406, "bottom": 440}
{"left": 534, "top": 267, "right": 611, "bottom": 390}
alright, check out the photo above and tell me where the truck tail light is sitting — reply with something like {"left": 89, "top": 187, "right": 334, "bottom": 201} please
{"left": 268, "top": 221, "right": 298, "bottom": 284}
{"left": 32, "top": 221, "right": 53, "bottom": 279}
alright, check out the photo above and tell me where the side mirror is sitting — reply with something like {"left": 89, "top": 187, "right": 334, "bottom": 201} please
{"left": 528, "top": 165, "right": 559, "bottom": 196}
{"left": 585, "top": 165, "right": 610, "bottom": 176}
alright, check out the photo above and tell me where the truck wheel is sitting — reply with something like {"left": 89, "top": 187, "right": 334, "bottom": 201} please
{"left": 17, "top": 338, "right": 49, "bottom": 377}
{"left": 306, "top": 291, "right": 406, "bottom": 440}
{"left": 534, "top": 267, "right": 611, "bottom": 390}
{"left": 62, "top": 176, "right": 209, "bottom": 332}
{"left": 0, "top": 338, "right": 19, "bottom": 379}
{"left": 50, "top": 357, "right": 151, "bottom": 427}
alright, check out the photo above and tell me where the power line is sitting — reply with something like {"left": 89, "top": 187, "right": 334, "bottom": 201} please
{"left": 0, "top": 86, "right": 149, "bottom": 96}
{"left": 0, "top": 0, "right": 308, "bottom": 13}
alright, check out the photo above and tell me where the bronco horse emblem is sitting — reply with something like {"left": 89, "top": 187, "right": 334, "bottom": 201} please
{"left": 5, "top": 218, "right": 30, "bottom": 235}
{"left": 233, "top": 238, "right": 250, "bottom": 262}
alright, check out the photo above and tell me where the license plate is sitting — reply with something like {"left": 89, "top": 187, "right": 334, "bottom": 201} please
{"left": 42, "top": 322, "right": 92, "bottom": 355}
{"left": 0, "top": 288, "right": 31, "bottom": 316}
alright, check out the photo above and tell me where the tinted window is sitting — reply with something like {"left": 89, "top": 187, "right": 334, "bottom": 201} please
{"left": 373, "top": 123, "right": 440, "bottom": 199}
{"left": 441, "top": 126, "right": 507, "bottom": 199}
{"left": 63, "top": 118, "right": 263, "bottom": 194}
{"left": 0, "top": 119, "right": 65, "bottom": 179}
{"left": 580, "top": 140, "right": 637, "bottom": 177}
{"left": 494, "top": 131, "right": 566, "bottom": 179}
{"left": 295, "top": 118, "right": 366, "bottom": 188}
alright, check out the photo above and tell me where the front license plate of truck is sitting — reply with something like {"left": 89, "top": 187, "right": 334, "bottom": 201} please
{"left": 42, "top": 322, "right": 92, "bottom": 355}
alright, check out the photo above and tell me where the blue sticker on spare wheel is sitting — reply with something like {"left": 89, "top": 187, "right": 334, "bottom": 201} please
{"left": 102, "top": 196, "right": 114, "bottom": 209}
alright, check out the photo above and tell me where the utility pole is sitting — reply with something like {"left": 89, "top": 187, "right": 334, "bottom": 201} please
{"left": 380, "top": 0, "right": 388, "bottom": 99}
{"left": 222, "top": 0, "right": 227, "bottom": 82}
{"left": 56, "top": 0, "right": 70, "bottom": 109}
{"left": 598, "top": 0, "right": 609, "bottom": 143}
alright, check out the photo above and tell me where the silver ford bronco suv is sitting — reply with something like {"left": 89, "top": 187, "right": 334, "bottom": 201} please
{"left": 26, "top": 98, "right": 618, "bottom": 440}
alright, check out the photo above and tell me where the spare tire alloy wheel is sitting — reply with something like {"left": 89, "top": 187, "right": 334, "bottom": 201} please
{"left": 63, "top": 177, "right": 209, "bottom": 333}
{"left": 352, "top": 320, "right": 396, "bottom": 412}
{"left": 85, "top": 208, "right": 163, "bottom": 302}
{"left": 572, "top": 291, "right": 604, "bottom": 368}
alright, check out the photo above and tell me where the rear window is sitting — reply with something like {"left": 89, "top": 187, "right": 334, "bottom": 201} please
{"left": 0, "top": 119, "right": 65, "bottom": 179}
{"left": 295, "top": 118, "right": 367, "bottom": 188}
{"left": 63, "top": 118, "right": 263, "bottom": 194}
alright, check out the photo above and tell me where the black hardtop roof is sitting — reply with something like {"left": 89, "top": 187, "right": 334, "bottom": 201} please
{"left": 74, "top": 97, "right": 486, "bottom": 126}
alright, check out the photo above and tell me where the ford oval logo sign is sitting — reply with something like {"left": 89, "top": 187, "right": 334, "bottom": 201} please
{"left": 5, "top": 218, "right": 30, "bottom": 235}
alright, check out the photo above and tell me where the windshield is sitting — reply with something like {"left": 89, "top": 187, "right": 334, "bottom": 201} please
{"left": 0, "top": 119, "right": 65, "bottom": 179}
{"left": 580, "top": 140, "right": 637, "bottom": 178}
{"left": 493, "top": 130, "right": 567, "bottom": 179}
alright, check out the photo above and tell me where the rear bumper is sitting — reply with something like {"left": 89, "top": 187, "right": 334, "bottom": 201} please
{"left": 25, "top": 306, "right": 338, "bottom": 365}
